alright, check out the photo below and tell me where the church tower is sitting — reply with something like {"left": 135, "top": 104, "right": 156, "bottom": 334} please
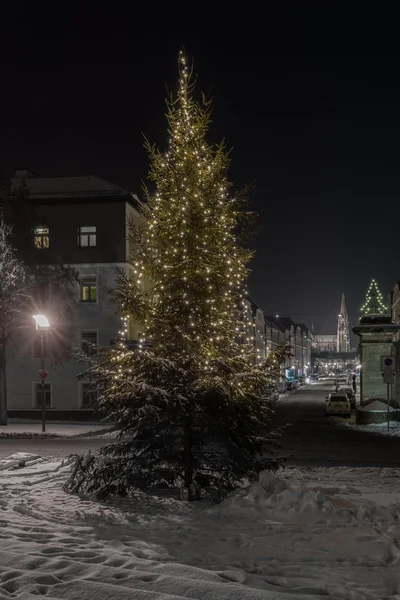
{"left": 337, "top": 293, "right": 350, "bottom": 352}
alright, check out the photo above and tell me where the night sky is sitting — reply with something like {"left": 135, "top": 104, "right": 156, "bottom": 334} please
{"left": 1, "top": 6, "right": 399, "bottom": 335}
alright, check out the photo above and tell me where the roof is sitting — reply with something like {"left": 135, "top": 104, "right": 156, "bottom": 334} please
{"left": 11, "top": 175, "right": 133, "bottom": 199}
{"left": 265, "top": 316, "right": 295, "bottom": 333}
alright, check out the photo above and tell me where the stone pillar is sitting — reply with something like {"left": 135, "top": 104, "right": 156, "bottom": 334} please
{"left": 353, "top": 315, "right": 400, "bottom": 406}
{"left": 393, "top": 342, "right": 400, "bottom": 407}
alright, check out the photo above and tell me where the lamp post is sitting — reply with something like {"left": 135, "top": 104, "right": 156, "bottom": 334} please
{"left": 33, "top": 315, "right": 50, "bottom": 432}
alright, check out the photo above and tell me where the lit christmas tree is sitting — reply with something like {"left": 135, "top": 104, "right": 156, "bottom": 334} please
{"left": 361, "top": 279, "right": 386, "bottom": 315}
{"left": 65, "top": 53, "right": 291, "bottom": 500}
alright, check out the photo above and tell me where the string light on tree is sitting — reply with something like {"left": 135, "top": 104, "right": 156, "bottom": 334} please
{"left": 64, "top": 51, "right": 293, "bottom": 501}
{"left": 361, "top": 278, "right": 386, "bottom": 315}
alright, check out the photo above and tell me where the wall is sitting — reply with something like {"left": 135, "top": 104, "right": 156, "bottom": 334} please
{"left": 6, "top": 263, "right": 125, "bottom": 410}
{"left": 359, "top": 332, "right": 394, "bottom": 405}
{"left": 26, "top": 200, "right": 127, "bottom": 265}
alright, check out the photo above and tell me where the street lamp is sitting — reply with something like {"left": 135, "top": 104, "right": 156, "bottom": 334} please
{"left": 33, "top": 315, "right": 50, "bottom": 432}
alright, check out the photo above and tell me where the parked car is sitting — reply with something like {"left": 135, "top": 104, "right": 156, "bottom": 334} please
{"left": 325, "top": 393, "right": 351, "bottom": 417}
{"left": 335, "top": 377, "right": 349, "bottom": 390}
{"left": 291, "top": 379, "right": 301, "bottom": 390}
{"left": 338, "top": 386, "right": 356, "bottom": 409}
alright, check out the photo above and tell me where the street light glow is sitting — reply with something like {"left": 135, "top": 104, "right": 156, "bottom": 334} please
{"left": 33, "top": 314, "right": 50, "bottom": 329}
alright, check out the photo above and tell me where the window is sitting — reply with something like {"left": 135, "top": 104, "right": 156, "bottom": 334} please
{"left": 80, "top": 277, "right": 97, "bottom": 302}
{"left": 78, "top": 226, "right": 96, "bottom": 247}
{"left": 81, "top": 331, "right": 98, "bottom": 355}
{"left": 32, "top": 333, "right": 50, "bottom": 358}
{"left": 81, "top": 383, "right": 97, "bottom": 408}
{"left": 35, "top": 383, "right": 51, "bottom": 408}
{"left": 33, "top": 226, "right": 49, "bottom": 249}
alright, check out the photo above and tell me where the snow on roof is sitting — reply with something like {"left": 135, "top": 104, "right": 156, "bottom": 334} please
{"left": 11, "top": 175, "right": 131, "bottom": 198}
{"left": 358, "top": 399, "right": 396, "bottom": 412}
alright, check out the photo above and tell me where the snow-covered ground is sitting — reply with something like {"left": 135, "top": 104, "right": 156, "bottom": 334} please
{"left": 343, "top": 420, "right": 400, "bottom": 437}
{"left": 2, "top": 454, "right": 400, "bottom": 598}
{"left": 0, "top": 422, "right": 114, "bottom": 438}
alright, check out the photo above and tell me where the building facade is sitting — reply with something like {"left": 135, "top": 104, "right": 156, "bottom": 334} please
{"left": 313, "top": 334, "right": 337, "bottom": 352}
{"left": 7, "top": 172, "right": 141, "bottom": 415}
{"left": 265, "top": 316, "right": 313, "bottom": 378}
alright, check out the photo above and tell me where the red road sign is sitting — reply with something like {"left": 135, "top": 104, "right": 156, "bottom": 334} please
{"left": 37, "top": 369, "right": 48, "bottom": 380}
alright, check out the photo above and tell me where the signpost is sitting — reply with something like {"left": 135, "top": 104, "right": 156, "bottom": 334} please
{"left": 380, "top": 356, "right": 395, "bottom": 431}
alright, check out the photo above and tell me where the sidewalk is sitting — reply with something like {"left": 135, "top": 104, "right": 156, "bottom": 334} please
{"left": 0, "top": 421, "right": 115, "bottom": 439}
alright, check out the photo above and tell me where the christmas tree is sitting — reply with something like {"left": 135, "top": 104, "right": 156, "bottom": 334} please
{"left": 361, "top": 279, "right": 386, "bottom": 315}
{"left": 64, "top": 53, "right": 291, "bottom": 500}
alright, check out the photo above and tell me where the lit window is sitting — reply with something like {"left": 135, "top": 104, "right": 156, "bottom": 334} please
{"left": 33, "top": 226, "right": 49, "bottom": 249}
{"left": 78, "top": 226, "right": 96, "bottom": 247}
{"left": 35, "top": 383, "right": 51, "bottom": 408}
{"left": 81, "top": 331, "right": 98, "bottom": 355}
{"left": 80, "top": 278, "right": 97, "bottom": 302}
{"left": 81, "top": 383, "right": 97, "bottom": 408}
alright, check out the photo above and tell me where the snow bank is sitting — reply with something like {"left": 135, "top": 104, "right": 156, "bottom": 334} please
{"left": 358, "top": 399, "right": 395, "bottom": 412}
{"left": 215, "top": 470, "right": 341, "bottom": 522}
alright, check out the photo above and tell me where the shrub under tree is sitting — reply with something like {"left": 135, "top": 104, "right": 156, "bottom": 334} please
{"left": 64, "top": 53, "right": 291, "bottom": 499}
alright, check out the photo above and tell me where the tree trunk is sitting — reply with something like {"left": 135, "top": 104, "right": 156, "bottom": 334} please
{"left": 0, "top": 339, "right": 7, "bottom": 425}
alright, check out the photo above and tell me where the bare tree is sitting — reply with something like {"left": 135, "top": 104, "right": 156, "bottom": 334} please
{"left": 0, "top": 213, "right": 27, "bottom": 424}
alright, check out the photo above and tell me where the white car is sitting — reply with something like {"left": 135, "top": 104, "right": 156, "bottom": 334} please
{"left": 335, "top": 377, "right": 348, "bottom": 389}
{"left": 337, "top": 386, "right": 356, "bottom": 409}
{"left": 326, "top": 393, "right": 351, "bottom": 417}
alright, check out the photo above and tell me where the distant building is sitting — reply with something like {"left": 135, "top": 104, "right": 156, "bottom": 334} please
{"left": 241, "top": 298, "right": 267, "bottom": 363}
{"left": 388, "top": 280, "right": 400, "bottom": 342}
{"left": 337, "top": 293, "right": 350, "bottom": 352}
{"left": 313, "top": 334, "right": 337, "bottom": 352}
{"left": 265, "top": 316, "right": 313, "bottom": 378}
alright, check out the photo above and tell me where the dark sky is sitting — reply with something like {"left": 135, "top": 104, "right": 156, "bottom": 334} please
{"left": 1, "top": 6, "right": 399, "bottom": 335}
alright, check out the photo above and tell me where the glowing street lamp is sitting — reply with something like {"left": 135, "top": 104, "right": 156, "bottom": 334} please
{"left": 33, "top": 315, "right": 50, "bottom": 432}
{"left": 33, "top": 315, "right": 50, "bottom": 329}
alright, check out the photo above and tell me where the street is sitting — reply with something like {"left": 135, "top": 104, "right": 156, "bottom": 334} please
{"left": 273, "top": 379, "right": 400, "bottom": 467}
{"left": 0, "top": 380, "right": 399, "bottom": 468}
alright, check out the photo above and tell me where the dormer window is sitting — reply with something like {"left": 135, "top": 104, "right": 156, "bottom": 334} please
{"left": 33, "top": 226, "right": 49, "bottom": 249}
{"left": 78, "top": 226, "right": 96, "bottom": 247}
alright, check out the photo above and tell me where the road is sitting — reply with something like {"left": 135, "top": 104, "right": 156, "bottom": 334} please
{"left": 0, "top": 380, "right": 398, "bottom": 467}
{"left": 273, "top": 379, "right": 400, "bottom": 467}
{"left": 0, "top": 437, "right": 106, "bottom": 459}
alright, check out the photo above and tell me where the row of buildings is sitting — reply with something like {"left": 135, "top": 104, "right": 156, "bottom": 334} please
{"left": 4, "top": 170, "right": 313, "bottom": 417}
{"left": 243, "top": 300, "right": 313, "bottom": 380}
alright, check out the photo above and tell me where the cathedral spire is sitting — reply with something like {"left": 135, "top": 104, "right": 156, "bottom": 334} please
{"left": 337, "top": 293, "right": 350, "bottom": 352}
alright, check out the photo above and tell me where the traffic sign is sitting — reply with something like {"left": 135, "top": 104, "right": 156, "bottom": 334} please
{"left": 383, "top": 367, "right": 395, "bottom": 384}
{"left": 380, "top": 355, "right": 395, "bottom": 372}
{"left": 37, "top": 369, "right": 48, "bottom": 380}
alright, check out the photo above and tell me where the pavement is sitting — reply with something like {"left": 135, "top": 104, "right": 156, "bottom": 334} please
{"left": 273, "top": 379, "right": 400, "bottom": 467}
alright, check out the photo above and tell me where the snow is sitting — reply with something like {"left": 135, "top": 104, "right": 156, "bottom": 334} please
{"left": 343, "top": 420, "right": 400, "bottom": 437}
{"left": 2, "top": 456, "right": 400, "bottom": 597}
{"left": 358, "top": 399, "right": 395, "bottom": 412}
{"left": 0, "top": 422, "right": 115, "bottom": 438}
